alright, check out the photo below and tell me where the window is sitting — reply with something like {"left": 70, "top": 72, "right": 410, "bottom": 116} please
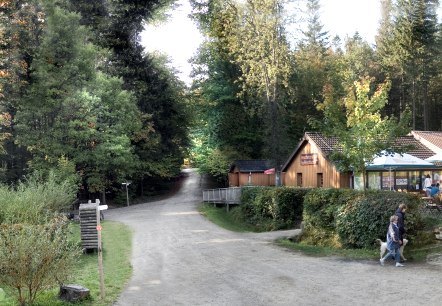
{"left": 317, "top": 173, "right": 323, "bottom": 187}
{"left": 367, "top": 172, "right": 381, "bottom": 190}
{"left": 382, "top": 171, "right": 394, "bottom": 190}
{"left": 297, "top": 173, "right": 303, "bottom": 187}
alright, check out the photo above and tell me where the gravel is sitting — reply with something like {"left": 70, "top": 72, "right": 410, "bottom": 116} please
{"left": 107, "top": 169, "right": 442, "bottom": 306}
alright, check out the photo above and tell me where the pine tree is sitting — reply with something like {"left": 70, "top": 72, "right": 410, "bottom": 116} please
{"left": 15, "top": 1, "right": 141, "bottom": 193}
{"left": 221, "top": 0, "right": 295, "bottom": 176}
{"left": 376, "top": 0, "right": 440, "bottom": 129}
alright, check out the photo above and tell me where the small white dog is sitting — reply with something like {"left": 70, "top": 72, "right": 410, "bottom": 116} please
{"left": 376, "top": 238, "right": 408, "bottom": 261}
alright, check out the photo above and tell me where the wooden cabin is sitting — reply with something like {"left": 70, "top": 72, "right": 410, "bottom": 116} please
{"left": 228, "top": 160, "right": 275, "bottom": 187}
{"left": 282, "top": 132, "right": 351, "bottom": 188}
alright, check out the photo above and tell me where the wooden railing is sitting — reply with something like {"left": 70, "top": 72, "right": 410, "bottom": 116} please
{"left": 202, "top": 187, "right": 242, "bottom": 211}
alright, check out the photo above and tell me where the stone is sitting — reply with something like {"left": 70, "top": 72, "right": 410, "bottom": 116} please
{"left": 59, "top": 284, "right": 90, "bottom": 302}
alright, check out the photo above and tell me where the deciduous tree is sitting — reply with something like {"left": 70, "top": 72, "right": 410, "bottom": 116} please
{"left": 316, "top": 77, "right": 410, "bottom": 190}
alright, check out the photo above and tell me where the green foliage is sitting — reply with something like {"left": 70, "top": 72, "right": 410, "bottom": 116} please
{"left": 376, "top": 0, "right": 440, "bottom": 130}
{"left": 314, "top": 77, "right": 410, "bottom": 189}
{"left": 240, "top": 186, "right": 307, "bottom": 231}
{"left": 188, "top": 41, "right": 266, "bottom": 177}
{"left": 0, "top": 216, "right": 81, "bottom": 306}
{"left": 0, "top": 220, "right": 134, "bottom": 306}
{"left": 301, "top": 188, "right": 424, "bottom": 249}
{"left": 220, "top": 0, "right": 295, "bottom": 167}
{"left": 301, "top": 188, "right": 356, "bottom": 247}
{"left": 14, "top": 2, "right": 142, "bottom": 193}
{"left": 195, "top": 147, "right": 241, "bottom": 184}
{"left": 0, "top": 171, "right": 77, "bottom": 224}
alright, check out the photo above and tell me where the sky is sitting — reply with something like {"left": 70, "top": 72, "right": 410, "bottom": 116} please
{"left": 140, "top": 0, "right": 435, "bottom": 85}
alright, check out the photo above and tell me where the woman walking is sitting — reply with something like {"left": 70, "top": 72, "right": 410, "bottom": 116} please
{"left": 380, "top": 215, "right": 404, "bottom": 267}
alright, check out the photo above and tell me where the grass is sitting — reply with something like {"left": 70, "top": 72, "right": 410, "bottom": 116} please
{"left": 275, "top": 239, "right": 379, "bottom": 259}
{"left": 0, "top": 220, "right": 133, "bottom": 306}
{"left": 198, "top": 203, "right": 258, "bottom": 232}
{"left": 198, "top": 203, "right": 442, "bottom": 262}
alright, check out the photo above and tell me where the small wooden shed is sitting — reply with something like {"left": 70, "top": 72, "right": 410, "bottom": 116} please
{"left": 228, "top": 160, "right": 275, "bottom": 187}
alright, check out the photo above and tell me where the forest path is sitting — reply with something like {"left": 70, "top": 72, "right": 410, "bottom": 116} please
{"left": 107, "top": 169, "right": 442, "bottom": 306}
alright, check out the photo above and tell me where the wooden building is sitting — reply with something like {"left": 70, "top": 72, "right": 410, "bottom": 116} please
{"left": 281, "top": 131, "right": 439, "bottom": 190}
{"left": 281, "top": 132, "right": 351, "bottom": 188}
{"left": 228, "top": 160, "right": 275, "bottom": 187}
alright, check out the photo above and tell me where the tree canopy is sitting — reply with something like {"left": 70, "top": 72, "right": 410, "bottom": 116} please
{"left": 1, "top": 0, "right": 442, "bottom": 192}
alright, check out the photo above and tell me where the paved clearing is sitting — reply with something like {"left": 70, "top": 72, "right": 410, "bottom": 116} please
{"left": 107, "top": 169, "right": 442, "bottom": 306}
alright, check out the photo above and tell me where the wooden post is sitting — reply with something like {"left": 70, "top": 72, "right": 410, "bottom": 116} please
{"left": 96, "top": 199, "right": 105, "bottom": 300}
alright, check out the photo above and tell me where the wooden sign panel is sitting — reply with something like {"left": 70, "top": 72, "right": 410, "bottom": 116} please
{"left": 300, "top": 153, "right": 318, "bottom": 165}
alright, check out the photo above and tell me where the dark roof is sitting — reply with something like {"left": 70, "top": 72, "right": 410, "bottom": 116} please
{"left": 398, "top": 136, "right": 435, "bottom": 160}
{"left": 282, "top": 132, "right": 436, "bottom": 171}
{"left": 229, "top": 160, "right": 272, "bottom": 173}
{"left": 305, "top": 132, "right": 339, "bottom": 155}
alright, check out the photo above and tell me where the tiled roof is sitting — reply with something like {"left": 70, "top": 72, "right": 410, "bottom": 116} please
{"left": 397, "top": 136, "right": 435, "bottom": 160}
{"left": 229, "top": 160, "right": 272, "bottom": 173}
{"left": 282, "top": 132, "right": 436, "bottom": 171}
{"left": 306, "top": 132, "right": 434, "bottom": 159}
{"left": 305, "top": 132, "right": 340, "bottom": 155}
{"left": 411, "top": 131, "right": 442, "bottom": 153}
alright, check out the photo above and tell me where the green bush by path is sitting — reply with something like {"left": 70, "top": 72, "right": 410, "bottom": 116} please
{"left": 0, "top": 217, "right": 81, "bottom": 306}
{"left": 239, "top": 186, "right": 308, "bottom": 231}
{"left": 202, "top": 185, "right": 436, "bottom": 252}
{"left": 301, "top": 188, "right": 357, "bottom": 247}
{"left": 301, "top": 188, "right": 425, "bottom": 249}
{"left": 0, "top": 171, "right": 77, "bottom": 224}
{"left": 0, "top": 220, "right": 133, "bottom": 306}
{"left": 0, "top": 172, "right": 80, "bottom": 305}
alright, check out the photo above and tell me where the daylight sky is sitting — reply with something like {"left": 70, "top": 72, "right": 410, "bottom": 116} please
{"left": 140, "top": 0, "right": 437, "bottom": 85}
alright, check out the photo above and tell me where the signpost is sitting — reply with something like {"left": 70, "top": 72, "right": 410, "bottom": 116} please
{"left": 122, "top": 182, "right": 131, "bottom": 206}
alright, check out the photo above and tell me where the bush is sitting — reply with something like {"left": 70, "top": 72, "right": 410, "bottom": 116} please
{"left": 301, "top": 188, "right": 424, "bottom": 249}
{"left": 0, "top": 171, "right": 77, "bottom": 224}
{"left": 0, "top": 171, "right": 81, "bottom": 305}
{"left": 239, "top": 186, "right": 307, "bottom": 231}
{"left": 301, "top": 188, "right": 357, "bottom": 247}
{"left": 0, "top": 216, "right": 81, "bottom": 306}
{"left": 336, "top": 191, "right": 423, "bottom": 248}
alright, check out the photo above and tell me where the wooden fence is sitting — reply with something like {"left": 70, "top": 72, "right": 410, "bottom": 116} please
{"left": 202, "top": 187, "right": 242, "bottom": 211}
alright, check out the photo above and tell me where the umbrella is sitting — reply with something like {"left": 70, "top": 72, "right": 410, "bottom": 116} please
{"left": 425, "top": 152, "right": 442, "bottom": 163}
{"left": 367, "top": 151, "right": 435, "bottom": 170}
{"left": 367, "top": 151, "right": 435, "bottom": 191}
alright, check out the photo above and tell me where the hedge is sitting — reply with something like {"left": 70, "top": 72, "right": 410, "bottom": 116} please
{"left": 239, "top": 186, "right": 426, "bottom": 249}
{"left": 301, "top": 188, "right": 424, "bottom": 248}
{"left": 239, "top": 186, "right": 308, "bottom": 231}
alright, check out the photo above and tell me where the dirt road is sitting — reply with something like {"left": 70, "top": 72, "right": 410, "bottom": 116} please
{"left": 107, "top": 169, "right": 442, "bottom": 306}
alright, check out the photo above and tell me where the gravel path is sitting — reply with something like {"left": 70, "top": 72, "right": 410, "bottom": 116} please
{"left": 107, "top": 169, "right": 442, "bottom": 306}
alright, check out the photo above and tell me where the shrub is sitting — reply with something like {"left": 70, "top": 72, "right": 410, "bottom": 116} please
{"left": 0, "top": 216, "right": 81, "bottom": 306}
{"left": 301, "top": 188, "right": 424, "bottom": 249}
{"left": 240, "top": 186, "right": 307, "bottom": 231}
{"left": 301, "top": 188, "right": 357, "bottom": 247}
{"left": 0, "top": 171, "right": 80, "bottom": 305}
{"left": 0, "top": 171, "right": 76, "bottom": 224}
{"left": 336, "top": 191, "right": 423, "bottom": 248}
